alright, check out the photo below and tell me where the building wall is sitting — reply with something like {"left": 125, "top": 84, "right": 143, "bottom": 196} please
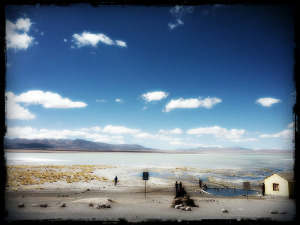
{"left": 288, "top": 182, "right": 295, "bottom": 198}
{"left": 264, "top": 174, "right": 289, "bottom": 197}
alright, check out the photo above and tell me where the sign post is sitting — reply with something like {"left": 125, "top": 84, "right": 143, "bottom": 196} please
{"left": 243, "top": 182, "right": 250, "bottom": 200}
{"left": 143, "top": 172, "right": 149, "bottom": 198}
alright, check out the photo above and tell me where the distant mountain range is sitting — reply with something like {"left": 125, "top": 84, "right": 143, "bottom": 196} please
{"left": 4, "top": 138, "right": 154, "bottom": 152}
{"left": 4, "top": 138, "right": 293, "bottom": 153}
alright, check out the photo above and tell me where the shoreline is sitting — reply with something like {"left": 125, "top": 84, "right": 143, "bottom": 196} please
{"left": 4, "top": 148, "right": 294, "bottom": 154}
{"left": 4, "top": 164, "right": 296, "bottom": 222}
{"left": 5, "top": 164, "right": 263, "bottom": 192}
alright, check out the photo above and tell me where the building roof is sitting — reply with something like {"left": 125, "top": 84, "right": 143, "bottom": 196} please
{"left": 264, "top": 172, "right": 295, "bottom": 182}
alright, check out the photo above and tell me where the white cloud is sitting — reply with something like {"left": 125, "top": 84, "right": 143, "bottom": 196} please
{"left": 169, "top": 6, "right": 194, "bottom": 18}
{"left": 64, "top": 39, "right": 68, "bottom": 42}
{"left": 15, "top": 18, "right": 32, "bottom": 32}
{"left": 102, "top": 125, "right": 140, "bottom": 134}
{"left": 164, "top": 97, "right": 221, "bottom": 112}
{"left": 260, "top": 129, "right": 293, "bottom": 139}
{"left": 72, "top": 31, "right": 127, "bottom": 48}
{"left": 229, "top": 138, "right": 258, "bottom": 143}
{"left": 168, "top": 19, "right": 184, "bottom": 30}
{"left": 168, "top": 6, "right": 193, "bottom": 30}
{"left": 6, "top": 90, "right": 87, "bottom": 120}
{"left": 159, "top": 128, "right": 183, "bottom": 135}
{"left": 6, "top": 18, "right": 34, "bottom": 50}
{"left": 134, "top": 132, "right": 157, "bottom": 139}
{"left": 187, "top": 126, "right": 246, "bottom": 141}
{"left": 256, "top": 97, "right": 281, "bottom": 107}
{"left": 14, "top": 90, "right": 87, "bottom": 108}
{"left": 142, "top": 91, "right": 169, "bottom": 102}
{"left": 6, "top": 92, "right": 35, "bottom": 120}
{"left": 169, "top": 141, "right": 188, "bottom": 146}
{"left": 115, "top": 98, "right": 124, "bottom": 103}
{"left": 96, "top": 99, "right": 107, "bottom": 103}
{"left": 115, "top": 40, "right": 127, "bottom": 47}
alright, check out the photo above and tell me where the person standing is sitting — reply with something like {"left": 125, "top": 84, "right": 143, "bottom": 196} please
{"left": 114, "top": 176, "right": 118, "bottom": 186}
{"left": 199, "top": 178, "right": 202, "bottom": 188}
{"left": 179, "top": 181, "right": 182, "bottom": 191}
{"left": 175, "top": 181, "right": 178, "bottom": 194}
{"left": 262, "top": 183, "right": 265, "bottom": 196}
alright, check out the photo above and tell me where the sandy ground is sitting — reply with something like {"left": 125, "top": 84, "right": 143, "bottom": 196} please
{"left": 4, "top": 165, "right": 296, "bottom": 223}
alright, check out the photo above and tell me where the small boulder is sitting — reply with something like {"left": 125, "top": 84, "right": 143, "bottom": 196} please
{"left": 40, "top": 203, "right": 48, "bottom": 208}
{"left": 18, "top": 203, "right": 24, "bottom": 208}
{"left": 89, "top": 203, "right": 94, "bottom": 207}
{"left": 172, "top": 198, "right": 182, "bottom": 205}
{"left": 32, "top": 204, "right": 39, "bottom": 207}
{"left": 175, "top": 205, "right": 181, "bottom": 209}
{"left": 221, "top": 208, "right": 228, "bottom": 213}
{"left": 186, "top": 207, "right": 192, "bottom": 211}
{"left": 94, "top": 205, "right": 101, "bottom": 209}
{"left": 278, "top": 211, "right": 287, "bottom": 214}
{"left": 60, "top": 203, "right": 66, "bottom": 207}
{"left": 180, "top": 207, "right": 186, "bottom": 210}
{"left": 270, "top": 210, "right": 278, "bottom": 214}
{"left": 105, "top": 204, "right": 111, "bottom": 208}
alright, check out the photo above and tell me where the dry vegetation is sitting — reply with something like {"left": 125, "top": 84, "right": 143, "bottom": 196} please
{"left": 6, "top": 165, "right": 116, "bottom": 189}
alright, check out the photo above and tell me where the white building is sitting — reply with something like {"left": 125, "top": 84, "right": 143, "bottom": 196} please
{"left": 264, "top": 172, "right": 295, "bottom": 198}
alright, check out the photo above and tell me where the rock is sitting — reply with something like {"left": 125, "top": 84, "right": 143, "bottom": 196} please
{"left": 89, "top": 203, "right": 94, "bottom": 207}
{"left": 94, "top": 205, "right": 101, "bottom": 209}
{"left": 221, "top": 208, "right": 228, "bottom": 213}
{"left": 107, "top": 199, "right": 113, "bottom": 202}
{"left": 180, "top": 207, "right": 186, "bottom": 210}
{"left": 278, "top": 211, "right": 287, "bottom": 214}
{"left": 186, "top": 207, "right": 192, "bottom": 211}
{"left": 18, "top": 203, "right": 24, "bottom": 208}
{"left": 32, "top": 204, "right": 39, "bottom": 207}
{"left": 172, "top": 198, "right": 182, "bottom": 205}
{"left": 39, "top": 203, "right": 48, "bottom": 208}
{"left": 270, "top": 210, "right": 278, "bottom": 214}
{"left": 100, "top": 204, "right": 107, "bottom": 208}
{"left": 175, "top": 205, "right": 181, "bottom": 209}
{"left": 182, "top": 195, "right": 197, "bottom": 207}
{"left": 105, "top": 204, "right": 111, "bottom": 208}
{"left": 60, "top": 203, "right": 66, "bottom": 207}
{"left": 87, "top": 189, "right": 90, "bottom": 191}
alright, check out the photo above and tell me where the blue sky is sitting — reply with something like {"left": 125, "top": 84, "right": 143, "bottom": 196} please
{"left": 5, "top": 4, "right": 295, "bottom": 150}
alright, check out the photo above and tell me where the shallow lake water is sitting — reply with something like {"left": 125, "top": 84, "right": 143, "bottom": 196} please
{"left": 205, "top": 188, "right": 258, "bottom": 197}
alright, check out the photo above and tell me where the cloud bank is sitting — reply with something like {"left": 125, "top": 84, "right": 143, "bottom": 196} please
{"left": 260, "top": 129, "right": 293, "bottom": 139}
{"left": 187, "top": 126, "right": 246, "bottom": 141}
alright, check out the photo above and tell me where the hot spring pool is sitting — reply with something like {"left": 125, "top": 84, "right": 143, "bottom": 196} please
{"left": 204, "top": 188, "right": 259, "bottom": 197}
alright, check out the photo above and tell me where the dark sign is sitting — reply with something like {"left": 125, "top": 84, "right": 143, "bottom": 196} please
{"left": 143, "top": 172, "right": 149, "bottom": 180}
{"left": 243, "top": 182, "right": 250, "bottom": 190}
